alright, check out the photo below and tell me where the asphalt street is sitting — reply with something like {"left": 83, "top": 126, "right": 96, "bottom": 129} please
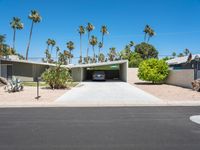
{"left": 0, "top": 107, "right": 200, "bottom": 150}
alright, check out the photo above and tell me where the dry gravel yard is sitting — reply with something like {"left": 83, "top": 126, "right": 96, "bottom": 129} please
{"left": 0, "top": 82, "right": 78, "bottom": 106}
{"left": 133, "top": 83, "right": 200, "bottom": 101}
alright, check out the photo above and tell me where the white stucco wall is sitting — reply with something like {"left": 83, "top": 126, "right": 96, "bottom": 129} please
{"left": 127, "top": 68, "right": 142, "bottom": 84}
{"left": 165, "top": 69, "right": 194, "bottom": 88}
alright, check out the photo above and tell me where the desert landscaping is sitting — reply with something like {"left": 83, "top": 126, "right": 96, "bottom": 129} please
{"left": 133, "top": 82, "right": 200, "bottom": 101}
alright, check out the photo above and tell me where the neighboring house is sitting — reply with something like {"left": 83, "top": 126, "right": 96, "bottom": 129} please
{"left": 0, "top": 56, "right": 128, "bottom": 82}
{"left": 166, "top": 54, "right": 200, "bottom": 88}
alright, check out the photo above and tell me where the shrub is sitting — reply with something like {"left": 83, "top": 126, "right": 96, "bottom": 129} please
{"left": 138, "top": 58, "right": 169, "bottom": 83}
{"left": 42, "top": 64, "right": 72, "bottom": 89}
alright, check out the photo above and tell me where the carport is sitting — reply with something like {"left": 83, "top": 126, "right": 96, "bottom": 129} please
{"left": 70, "top": 60, "right": 128, "bottom": 82}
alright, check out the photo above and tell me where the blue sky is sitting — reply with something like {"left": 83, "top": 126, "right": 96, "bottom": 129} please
{"left": 0, "top": 0, "right": 200, "bottom": 61}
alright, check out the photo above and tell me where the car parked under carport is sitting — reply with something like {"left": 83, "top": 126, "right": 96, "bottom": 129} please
{"left": 70, "top": 60, "right": 128, "bottom": 82}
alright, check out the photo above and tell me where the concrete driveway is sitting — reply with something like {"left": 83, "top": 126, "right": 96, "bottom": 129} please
{"left": 56, "top": 81, "right": 160, "bottom": 106}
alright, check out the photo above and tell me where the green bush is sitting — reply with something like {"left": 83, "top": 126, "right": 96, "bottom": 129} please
{"left": 42, "top": 64, "right": 72, "bottom": 89}
{"left": 138, "top": 58, "right": 169, "bottom": 83}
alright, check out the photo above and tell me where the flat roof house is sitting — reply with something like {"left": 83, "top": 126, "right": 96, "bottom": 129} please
{"left": 0, "top": 56, "right": 128, "bottom": 82}
{"left": 166, "top": 54, "right": 200, "bottom": 88}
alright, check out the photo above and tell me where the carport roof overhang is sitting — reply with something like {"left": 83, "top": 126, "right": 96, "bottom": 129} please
{"left": 67, "top": 60, "right": 128, "bottom": 69}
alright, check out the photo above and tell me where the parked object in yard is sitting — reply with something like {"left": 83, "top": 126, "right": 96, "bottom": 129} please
{"left": 191, "top": 79, "right": 200, "bottom": 92}
{"left": 4, "top": 76, "right": 23, "bottom": 92}
{"left": 92, "top": 71, "right": 106, "bottom": 81}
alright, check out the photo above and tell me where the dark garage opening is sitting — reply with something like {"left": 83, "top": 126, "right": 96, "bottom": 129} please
{"left": 86, "top": 65, "right": 120, "bottom": 81}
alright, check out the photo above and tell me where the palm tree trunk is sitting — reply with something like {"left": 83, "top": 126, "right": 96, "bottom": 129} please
{"left": 86, "top": 32, "right": 90, "bottom": 62}
{"left": 147, "top": 36, "right": 150, "bottom": 43}
{"left": 26, "top": 21, "right": 34, "bottom": 60}
{"left": 93, "top": 46, "right": 95, "bottom": 58}
{"left": 13, "top": 29, "right": 16, "bottom": 51}
{"left": 80, "top": 34, "right": 82, "bottom": 64}
{"left": 144, "top": 33, "right": 146, "bottom": 42}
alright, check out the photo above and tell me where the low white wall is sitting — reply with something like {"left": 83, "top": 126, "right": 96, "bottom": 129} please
{"left": 127, "top": 68, "right": 143, "bottom": 83}
{"left": 166, "top": 69, "right": 194, "bottom": 88}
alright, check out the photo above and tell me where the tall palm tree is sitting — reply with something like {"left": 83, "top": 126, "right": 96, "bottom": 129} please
{"left": 172, "top": 52, "right": 176, "bottom": 58}
{"left": 78, "top": 25, "right": 85, "bottom": 64}
{"left": 86, "top": 23, "right": 95, "bottom": 61}
{"left": 26, "top": 10, "right": 42, "bottom": 60}
{"left": 147, "top": 28, "right": 155, "bottom": 43}
{"left": 100, "top": 25, "right": 108, "bottom": 48}
{"left": 46, "top": 39, "right": 52, "bottom": 50}
{"left": 108, "top": 47, "right": 117, "bottom": 61}
{"left": 66, "top": 41, "right": 75, "bottom": 64}
{"left": 89, "top": 35, "right": 98, "bottom": 61}
{"left": 0, "top": 34, "right": 6, "bottom": 56}
{"left": 98, "top": 42, "right": 103, "bottom": 56}
{"left": 129, "top": 41, "right": 135, "bottom": 48}
{"left": 56, "top": 46, "right": 60, "bottom": 62}
{"left": 143, "top": 25, "right": 150, "bottom": 42}
{"left": 184, "top": 48, "right": 190, "bottom": 56}
{"left": 50, "top": 39, "right": 56, "bottom": 54}
{"left": 10, "top": 17, "right": 23, "bottom": 51}
{"left": 64, "top": 50, "right": 71, "bottom": 64}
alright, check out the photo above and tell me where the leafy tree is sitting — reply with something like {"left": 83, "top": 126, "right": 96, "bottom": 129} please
{"left": 129, "top": 52, "right": 143, "bottom": 67}
{"left": 66, "top": 41, "right": 75, "bottom": 64}
{"left": 26, "top": 10, "right": 42, "bottom": 60}
{"left": 42, "top": 64, "right": 72, "bottom": 89}
{"left": 138, "top": 58, "right": 169, "bottom": 83}
{"left": 134, "top": 42, "right": 158, "bottom": 59}
{"left": 89, "top": 35, "right": 98, "bottom": 62}
{"left": 44, "top": 49, "right": 51, "bottom": 63}
{"left": 108, "top": 47, "right": 117, "bottom": 61}
{"left": 78, "top": 25, "right": 85, "bottom": 64}
{"left": 86, "top": 23, "right": 95, "bottom": 62}
{"left": 10, "top": 17, "right": 23, "bottom": 51}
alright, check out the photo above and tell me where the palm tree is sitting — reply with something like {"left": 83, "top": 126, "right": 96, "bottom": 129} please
{"left": 10, "top": 17, "right": 23, "bottom": 51}
{"left": 86, "top": 23, "right": 95, "bottom": 62}
{"left": 0, "top": 34, "right": 6, "bottom": 56}
{"left": 98, "top": 42, "right": 103, "bottom": 57}
{"left": 172, "top": 52, "right": 176, "bottom": 58}
{"left": 184, "top": 48, "right": 190, "bottom": 56}
{"left": 89, "top": 35, "right": 98, "bottom": 62}
{"left": 56, "top": 46, "right": 60, "bottom": 62}
{"left": 66, "top": 41, "right": 75, "bottom": 64}
{"left": 100, "top": 25, "right": 108, "bottom": 48}
{"left": 147, "top": 28, "right": 155, "bottom": 43}
{"left": 129, "top": 41, "right": 135, "bottom": 48}
{"left": 46, "top": 39, "right": 52, "bottom": 50}
{"left": 64, "top": 50, "right": 71, "bottom": 64}
{"left": 78, "top": 25, "right": 85, "bottom": 64}
{"left": 98, "top": 53, "right": 105, "bottom": 62}
{"left": 178, "top": 53, "right": 184, "bottom": 57}
{"left": 108, "top": 47, "right": 117, "bottom": 61}
{"left": 26, "top": 10, "right": 42, "bottom": 60}
{"left": 143, "top": 25, "right": 150, "bottom": 42}
{"left": 50, "top": 39, "right": 56, "bottom": 54}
